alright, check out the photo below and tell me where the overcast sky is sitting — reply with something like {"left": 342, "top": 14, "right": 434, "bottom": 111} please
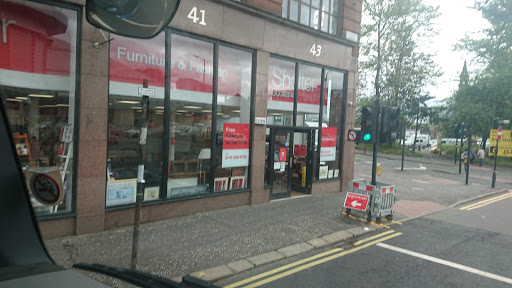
{"left": 425, "top": 0, "right": 490, "bottom": 103}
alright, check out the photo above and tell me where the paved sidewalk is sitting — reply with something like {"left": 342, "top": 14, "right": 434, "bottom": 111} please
{"left": 44, "top": 192, "right": 380, "bottom": 285}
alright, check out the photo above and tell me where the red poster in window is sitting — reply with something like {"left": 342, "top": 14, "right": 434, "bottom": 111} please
{"left": 280, "top": 148, "right": 287, "bottom": 161}
{"left": 222, "top": 123, "right": 250, "bottom": 168}
{"left": 294, "top": 145, "right": 300, "bottom": 156}
{"left": 320, "top": 127, "right": 337, "bottom": 161}
{"left": 300, "top": 145, "right": 307, "bottom": 157}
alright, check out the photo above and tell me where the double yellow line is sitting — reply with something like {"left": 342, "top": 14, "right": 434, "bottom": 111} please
{"left": 459, "top": 191, "right": 512, "bottom": 211}
{"left": 225, "top": 230, "right": 402, "bottom": 288}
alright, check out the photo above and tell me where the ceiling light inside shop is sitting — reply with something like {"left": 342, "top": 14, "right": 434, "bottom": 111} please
{"left": 155, "top": 106, "right": 164, "bottom": 109}
{"left": 29, "top": 94, "right": 54, "bottom": 98}
{"left": 222, "top": 115, "right": 230, "bottom": 118}
{"left": 201, "top": 110, "right": 211, "bottom": 113}
{"left": 57, "top": 104, "right": 69, "bottom": 107}
{"left": 269, "top": 113, "right": 282, "bottom": 116}
{"left": 43, "top": 105, "right": 58, "bottom": 108}
{"left": 131, "top": 107, "right": 142, "bottom": 109}
{"left": 183, "top": 106, "right": 201, "bottom": 109}
{"left": 232, "top": 110, "right": 240, "bottom": 113}
{"left": 6, "top": 98, "right": 22, "bottom": 102}
{"left": 119, "top": 100, "right": 140, "bottom": 104}
{"left": 15, "top": 97, "right": 28, "bottom": 100}
{"left": 176, "top": 110, "right": 187, "bottom": 113}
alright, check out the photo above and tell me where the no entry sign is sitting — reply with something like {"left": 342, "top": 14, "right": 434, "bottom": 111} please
{"left": 343, "top": 192, "right": 369, "bottom": 212}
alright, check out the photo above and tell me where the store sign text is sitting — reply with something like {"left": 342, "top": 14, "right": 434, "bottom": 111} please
{"left": 271, "top": 68, "right": 318, "bottom": 92}
{"left": 1, "top": 18, "right": 16, "bottom": 44}
{"left": 222, "top": 123, "right": 250, "bottom": 168}
{"left": 116, "top": 46, "right": 227, "bottom": 78}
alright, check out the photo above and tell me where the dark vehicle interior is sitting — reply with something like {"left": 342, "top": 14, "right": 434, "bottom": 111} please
{"left": 0, "top": 0, "right": 220, "bottom": 286}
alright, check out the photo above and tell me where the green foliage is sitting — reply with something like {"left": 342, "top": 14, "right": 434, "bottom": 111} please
{"left": 451, "top": 0, "right": 512, "bottom": 138}
{"left": 360, "top": 0, "right": 442, "bottom": 131}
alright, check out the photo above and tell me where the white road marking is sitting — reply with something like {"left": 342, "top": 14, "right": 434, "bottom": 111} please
{"left": 394, "top": 166, "right": 427, "bottom": 171}
{"left": 377, "top": 243, "right": 512, "bottom": 285}
{"left": 413, "top": 179, "right": 429, "bottom": 184}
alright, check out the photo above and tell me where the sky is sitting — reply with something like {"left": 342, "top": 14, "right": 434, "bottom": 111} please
{"left": 424, "top": 0, "right": 490, "bottom": 103}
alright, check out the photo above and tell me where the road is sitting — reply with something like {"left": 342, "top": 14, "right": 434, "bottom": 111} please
{"left": 353, "top": 152, "right": 512, "bottom": 219}
{"left": 216, "top": 190, "right": 512, "bottom": 287}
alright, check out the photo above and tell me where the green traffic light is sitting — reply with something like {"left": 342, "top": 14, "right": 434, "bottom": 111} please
{"left": 363, "top": 133, "right": 372, "bottom": 141}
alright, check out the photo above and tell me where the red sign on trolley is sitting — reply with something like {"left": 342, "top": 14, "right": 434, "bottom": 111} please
{"left": 343, "top": 192, "right": 369, "bottom": 212}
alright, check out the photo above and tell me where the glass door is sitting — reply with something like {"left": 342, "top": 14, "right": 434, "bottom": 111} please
{"left": 291, "top": 131, "right": 313, "bottom": 195}
{"left": 270, "top": 128, "right": 292, "bottom": 200}
{"left": 269, "top": 127, "right": 314, "bottom": 200}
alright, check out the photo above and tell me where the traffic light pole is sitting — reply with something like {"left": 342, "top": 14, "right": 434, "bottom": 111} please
{"left": 465, "top": 123, "right": 471, "bottom": 185}
{"left": 492, "top": 138, "right": 498, "bottom": 188}
{"left": 401, "top": 123, "right": 405, "bottom": 171}
{"left": 371, "top": 99, "right": 380, "bottom": 186}
{"left": 458, "top": 136, "right": 462, "bottom": 174}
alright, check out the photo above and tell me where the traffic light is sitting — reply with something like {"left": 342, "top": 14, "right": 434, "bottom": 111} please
{"left": 387, "top": 107, "right": 400, "bottom": 142}
{"left": 379, "top": 106, "right": 400, "bottom": 144}
{"left": 361, "top": 106, "right": 376, "bottom": 143}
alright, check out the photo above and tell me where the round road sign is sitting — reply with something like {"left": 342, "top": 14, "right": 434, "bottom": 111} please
{"left": 31, "top": 173, "right": 62, "bottom": 206}
{"left": 348, "top": 130, "right": 357, "bottom": 141}
{"left": 498, "top": 125, "right": 502, "bottom": 141}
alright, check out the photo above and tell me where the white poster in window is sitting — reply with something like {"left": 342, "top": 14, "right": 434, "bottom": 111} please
{"left": 280, "top": 162, "right": 286, "bottom": 172}
{"left": 222, "top": 123, "right": 250, "bottom": 168}
{"left": 106, "top": 179, "right": 137, "bottom": 207}
{"left": 320, "top": 127, "right": 337, "bottom": 161}
{"left": 274, "top": 162, "right": 281, "bottom": 170}
{"left": 319, "top": 166, "right": 328, "bottom": 179}
{"left": 328, "top": 170, "right": 333, "bottom": 178}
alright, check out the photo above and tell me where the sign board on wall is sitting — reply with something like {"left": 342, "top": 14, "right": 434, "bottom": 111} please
{"left": 489, "top": 129, "right": 512, "bottom": 157}
{"left": 222, "top": 123, "right": 250, "bottom": 167}
{"left": 320, "top": 127, "right": 337, "bottom": 161}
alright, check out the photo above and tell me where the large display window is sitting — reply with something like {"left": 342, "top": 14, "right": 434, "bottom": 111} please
{"left": 107, "top": 33, "right": 165, "bottom": 205}
{"left": 317, "top": 70, "right": 344, "bottom": 180}
{"left": 108, "top": 32, "right": 254, "bottom": 205}
{"left": 267, "top": 57, "right": 295, "bottom": 126}
{"left": 0, "top": 0, "right": 79, "bottom": 215}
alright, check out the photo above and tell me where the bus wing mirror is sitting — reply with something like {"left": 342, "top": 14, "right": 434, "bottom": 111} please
{"left": 86, "top": 0, "right": 181, "bottom": 39}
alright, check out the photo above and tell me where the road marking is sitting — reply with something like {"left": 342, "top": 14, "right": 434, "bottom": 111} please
{"left": 353, "top": 230, "right": 396, "bottom": 246}
{"left": 240, "top": 232, "right": 402, "bottom": 288}
{"left": 224, "top": 248, "right": 343, "bottom": 288}
{"left": 459, "top": 192, "right": 512, "bottom": 211}
{"left": 368, "top": 221, "right": 390, "bottom": 229}
{"left": 413, "top": 179, "right": 429, "bottom": 184}
{"left": 382, "top": 219, "right": 402, "bottom": 225}
{"left": 377, "top": 243, "right": 512, "bottom": 285}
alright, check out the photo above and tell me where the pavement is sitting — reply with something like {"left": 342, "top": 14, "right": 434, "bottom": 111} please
{"left": 43, "top": 151, "right": 508, "bottom": 286}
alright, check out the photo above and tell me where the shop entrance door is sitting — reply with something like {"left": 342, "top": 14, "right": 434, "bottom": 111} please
{"left": 269, "top": 127, "right": 314, "bottom": 200}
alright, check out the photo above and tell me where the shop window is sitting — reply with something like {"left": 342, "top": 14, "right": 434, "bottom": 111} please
{"left": 107, "top": 33, "right": 165, "bottom": 206}
{"left": 296, "top": 64, "right": 322, "bottom": 128}
{"left": 214, "top": 46, "right": 252, "bottom": 191}
{"left": 316, "top": 70, "right": 344, "bottom": 180}
{"left": 168, "top": 34, "right": 214, "bottom": 198}
{"left": 267, "top": 58, "right": 295, "bottom": 126}
{"left": 0, "top": 0, "right": 78, "bottom": 215}
{"left": 282, "top": 0, "right": 338, "bottom": 35}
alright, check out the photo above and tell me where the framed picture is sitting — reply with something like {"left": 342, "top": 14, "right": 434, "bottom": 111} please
{"left": 214, "top": 177, "right": 229, "bottom": 192}
{"left": 319, "top": 166, "right": 328, "bottom": 179}
{"left": 230, "top": 176, "right": 245, "bottom": 190}
{"left": 106, "top": 178, "right": 137, "bottom": 207}
{"left": 144, "top": 186, "right": 160, "bottom": 201}
{"left": 167, "top": 177, "right": 197, "bottom": 198}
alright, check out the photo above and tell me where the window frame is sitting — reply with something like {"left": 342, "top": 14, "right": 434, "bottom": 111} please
{"left": 282, "top": 0, "right": 339, "bottom": 35}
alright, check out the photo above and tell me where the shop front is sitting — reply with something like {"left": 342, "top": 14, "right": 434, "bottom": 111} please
{"left": 1, "top": 0, "right": 359, "bottom": 237}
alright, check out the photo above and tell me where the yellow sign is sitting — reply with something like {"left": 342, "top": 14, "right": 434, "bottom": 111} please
{"left": 376, "top": 163, "right": 382, "bottom": 176}
{"left": 301, "top": 166, "right": 306, "bottom": 187}
{"left": 489, "top": 129, "right": 512, "bottom": 157}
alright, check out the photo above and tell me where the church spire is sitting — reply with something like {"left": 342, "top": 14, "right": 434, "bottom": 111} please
{"left": 459, "top": 60, "right": 469, "bottom": 88}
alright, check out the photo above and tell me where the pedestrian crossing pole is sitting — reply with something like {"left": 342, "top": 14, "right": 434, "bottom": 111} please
{"left": 131, "top": 79, "right": 150, "bottom": 269}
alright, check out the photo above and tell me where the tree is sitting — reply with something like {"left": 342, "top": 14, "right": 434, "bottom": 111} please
{"left": 453, "top": 0, "right": 512, "bottom": 146}
{"left": 360, "top": 0, "right": 441, "bottom": 136}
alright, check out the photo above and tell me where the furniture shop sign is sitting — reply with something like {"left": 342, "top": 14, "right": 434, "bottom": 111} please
{"left": 222, "top": 123, "right": 250, "bottom": 167}
{"left": 320, "top": 127, "right": 337, "bottom": 161}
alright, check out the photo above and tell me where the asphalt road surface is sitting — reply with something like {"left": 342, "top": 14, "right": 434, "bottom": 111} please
{"left": 217, "top": 190, "right": 512, "bottom": 288}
